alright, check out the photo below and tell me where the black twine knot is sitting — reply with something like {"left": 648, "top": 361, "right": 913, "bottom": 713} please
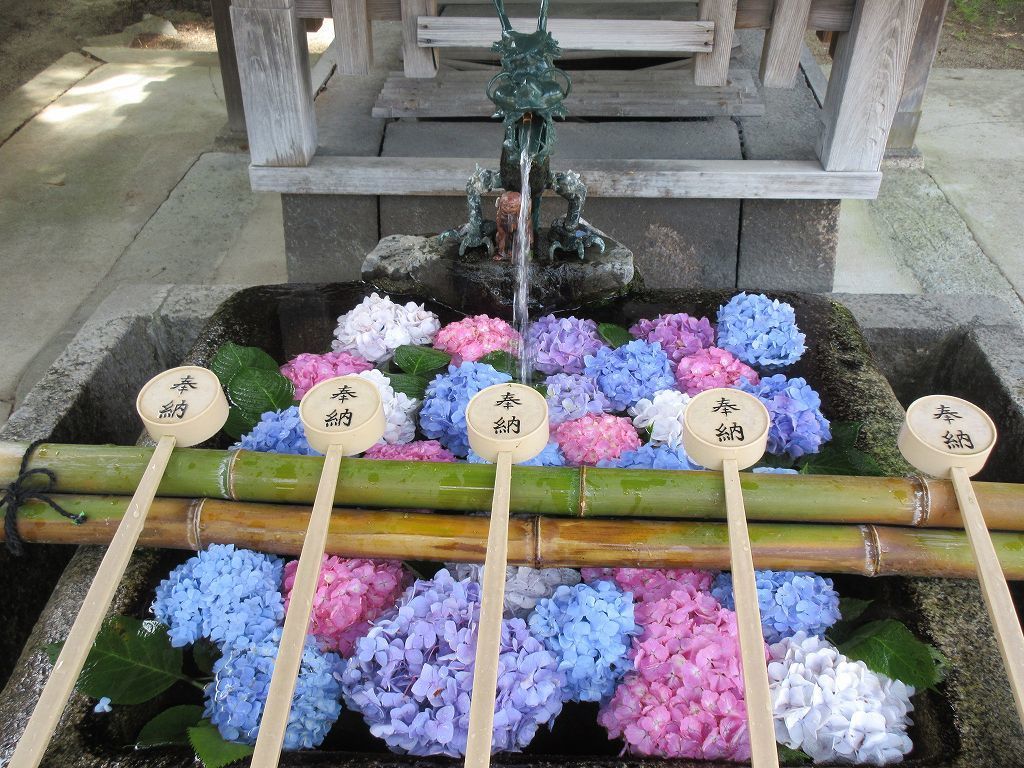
{"left": 2, "top": 440, "right": 84, "bottom": 555}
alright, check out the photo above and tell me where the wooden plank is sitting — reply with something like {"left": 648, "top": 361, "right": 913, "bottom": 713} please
{"left": 799, "top": 42, "right": 828, "bottom": 106}
{"left": 372, "top": 67, "right": 764, "bottom": 117}
{"left": 250, "top": 156, "right": 882, "bottom": 199}
{"left": 417, "top": 17, "right": 714, "bottom": 51}
{"left": 759, "top": 0, "right": 812, "bottom": 88}
{"left": 402, "top": 0, "right": 438, "bottom": 76}
{"left": 888, "top": 0, "right": 950, "bottom": 150}
{"left": 818, "top": 0, "right": 925, "bottom": 171}
{"left": 212, "top": 0, "right": 247, "bottom": 132}
{"left": 331, "top": 0, "right": 373, "bottom": 74}
{"left": 695, "top": 0, "right": 737, "bottom": 86}
{"left": 232, "top": 0, "right": 317, "bottom": 166}
{"left": 310, "top": 39, "right": 337, "bottom": 94}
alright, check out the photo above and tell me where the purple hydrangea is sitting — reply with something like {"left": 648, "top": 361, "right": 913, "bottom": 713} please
{"left": 152, "top": 544, "right": 284, "bottom": 649}
{"left": 629, "top": 313, "right": 714, "bottom": 365}
{"left": 528, "top": 580, "right": 637, "bottom": 703}
{"left": 716, "top": 292, "right": 806, "bottom": 368}
{"left": 341, "top": 569, "right": 564, "bottom": 756}
{"left": 234, "top": 406, "right": 318, "bottom": 456}
{"left": 712, "top": 570, "right": 841, "bottom": 644}
{"left": 753, "top": 466, "right": 799, "bottom": 475}
{"left": 597, "top": 443, "right": 702, "bottom": 471}
{"left": 583, "top": 340, "right": 676, "bottom": 412}
{"left": 419, "top": 362, "right": 512, "bottom": 457}
{"left": 204, "top": 627, "right": 344, "bottom": 750}
{"left": 544, "top": 373, "right": 612, "bottom": 425}
{"left": 468, "top": 441, "right": 566, "bottom": 467}
{"left": 739, "top": 374, "right": 831, "bottom": 458}
{"left": 527, "top": 315, "right": 607, "bottom": 375}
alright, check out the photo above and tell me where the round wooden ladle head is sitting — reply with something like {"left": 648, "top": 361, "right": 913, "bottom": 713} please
{"left": 899, "top": 394, "right": 996, "bottom": 478}
{"left": 299, "top": 375, "right": 386, "bottom": 455}
{"left": 466, "top": 383, "right": 549, "bottom": 462}
{"left": 136, "top": 366, "right": 228, "bottom": 446}
{"left": 682, "top": 388, "right": 770, "bottom": 471}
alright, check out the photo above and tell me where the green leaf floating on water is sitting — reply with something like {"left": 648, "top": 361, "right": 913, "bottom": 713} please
{"left": 210, "top": 342, "right": 278, "bottom": 389}
{"left": 778, "top": 745, "right": 813, "bottom": 764}
{"left": 223, "top": 367, "right": 295, "bottom": 439}
{"left": 838, "top": 619, "right": 946, "bottom": 690}
{"left": 188, "top": 722, "right": 254, "bottom": 768}
{"left": 827, "top": 597, "right": 874, "bottom": 644}
{"left": 387, "top": 372, "right": 430, "bottom": 401}
{"left": 137, "top": 705, "right": 204, "bottom": 748}
{"left": 598, "top": 322, "right": 632, "bottom": 349}
{"left": 47, "top": 616, "right": 185, "bottom": 705}
{"left": 478, "top": 350, "right": 519, "bottom": 378}
{"left": 394, "top": 345, "right": 452, "bottom": 375}
{"left": 800, "top": 421, "right": 883, "bottom": 476}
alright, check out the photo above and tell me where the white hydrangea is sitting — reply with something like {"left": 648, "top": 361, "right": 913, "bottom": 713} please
{"left": 628, "top": 389, "right": 691, "bottom": 448}
{"left": 447, "top": 563, "right": 581, "bottom": 617}
{"left": 356, "top": 369, "right": 417, "bottom": 445}
{"left": 331, "top": 293, "right": 440, "bottom": 363}
{"left": 768, "top": 632, "right": 915, "bottom": 766}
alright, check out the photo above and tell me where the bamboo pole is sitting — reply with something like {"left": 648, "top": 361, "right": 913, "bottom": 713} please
{"left": 8, "top": 494, "right": 1024, "bottom": 579}
{"left": 3, "top": 442, "right": 1024, "bottom": 530}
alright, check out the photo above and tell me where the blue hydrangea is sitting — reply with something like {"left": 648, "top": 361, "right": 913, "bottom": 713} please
{"left": 234, "top": 406, "right": 318, "bottom": 455}
{"left": 583, "top": 340, "right": 675, "bottom": 411}
{"left": 152, "top": 544, "right": 284, "bottom": 649}
{"left": 204, "top": 627, "right": 344, "bottom": 750}
{"left": 420, "top": 362, "right": 512, "bottom": 457}
{"left": 528, "top": 581, "right": 637, "bottom": 703}
{"left": 740, "top": 374, "right": 831, "bottom": 458}
{"left": 597, "top": 442, "right": 702, "bottom": 471}
{"left": 711, "top": 570, "right": 841, "bottom": 644}
{"left": 342, "top": 569, "right": 564, "bottom": 756}
{"left": 716, "top": 292, "right": 806, "bottom": 368}
{"left": 752, "top": 466, "right": 799, "bottom": 475}
{"left": 468, "top": 441, "right": 566, "bottom": 467}
{"left": 544, "top": 373, "right": 611, "bottom": 425}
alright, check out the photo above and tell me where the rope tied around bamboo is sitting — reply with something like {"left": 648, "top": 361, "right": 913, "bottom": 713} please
{"left": 0, "top": 440, "right": 84, "bottom": 555}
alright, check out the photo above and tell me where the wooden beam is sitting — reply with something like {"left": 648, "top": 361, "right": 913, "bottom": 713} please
{"left": 310, "top": 39, "right": 337, "bottom": 95}
{"left": 818, "top": 0, "right": 925, "bottom": 171}
{"left": 888, "top": 0, "right": 950, "bottom": 150}
{"left": 331, "top": 0, "right": 373, "bottom": 74}
{"left": 231, "top": 0, "right": 317, "bottom": 166}
{"left": 799, "top": 42, "right": 829, "bottom": 106}
{"left": 695, "top": 0, "right": 737, "bottom": 86}
{"left": 212, "top": 0, "right": 246, "bottom": 132}
{"left": 249, "top": 156, "right": 882, "bottom": 199}
{"left": 402, "top": 0, "right": 437, "bottom": 77}
{"left": 416, "top": 17, "right": 713, "bottom": 52}
{"left": 759, "top": 0, "right": 812, "bottom": 88}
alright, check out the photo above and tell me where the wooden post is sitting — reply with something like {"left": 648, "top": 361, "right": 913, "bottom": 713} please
{"left": 401, "top": 0, "right": 437, "bottom": 77}
{"left": 888, "top": 0, "right": 950, "bottom": 151}
{"left": 331, "top": 0, "right": 373, "bottom": 74}
{"left": 212, "top": 0, "right": 247, "bottom": 132}
{"left": 817, "top": 0, "right": 926, "bottom": 171}
{"left": 695, "top": 0, "right": 738, "bottom": 86}
{"left": 759, "top": 0, "right": 812, "bottom": 88}
{"left": 232, "top": 0, "right": 318, "bottom": 166}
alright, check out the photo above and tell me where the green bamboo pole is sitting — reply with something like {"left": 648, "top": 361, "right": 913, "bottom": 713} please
{"left": 8, "top": 493, "right": 1024, "bottom": 578}
{"left": 2, "top": 441, "right": 1023, "bottom": 530}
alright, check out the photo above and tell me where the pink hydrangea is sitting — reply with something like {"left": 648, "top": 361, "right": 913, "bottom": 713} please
{"left": 630, "top": 313, "right": 714, "bottom": 365}
{"left": 363, "top": 440, "right": 457, "bottom": 462}
{"left": 581, "top": 568, "right": 714, "bottom": 603}
{"left": 675, "top": 347, "right": 760, "bottom": 396}
{"left": 282, "top": 557, "right": 409, "bottom": 656}
{"left": 552, "top": 413, "right": 640, "bottom": 466}
{"left": 433, "top": 315, "right": 521, "bottom": 364}
{"left": 280, "top": 351, "right": 373, "bottom": 399}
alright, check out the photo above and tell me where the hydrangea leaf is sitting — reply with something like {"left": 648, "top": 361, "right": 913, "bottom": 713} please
{"left": 800, "top": 421, "right": 883, "bottom": 476}
{"left": 778, "top": 745, "right": 812, "bottom": 764}
{"left": 394, "top": 345, "right": 451, "bottom": 375}
{"left": 838, "top": 619, "right": 945, "bottom": 689}
{"left": 187, "top": 722, "right": 254, "bottom": 768}
{"left": 223, "top": 405, "right": 262, "bottom": 440}
{"left": 227, "top": 368, "right": 295, "bottom": 415}
{"left": 137, "top": 705, "right": 204, "bottom": 748}
{"left": 387, "top": 372, "right": 429, "bottom": 400}
{"left": 192, "top": 639, "right": 219, "bottom": 676}
{"left": 598, "top": 323, "right": 632, "bottom": 348}
{"left": 478, "top": 351, "right": 518, "bottom": 378}
{"left": 210, "top": 342, "right": 278, "bottom": 388}
{"left": 48, "top": 616, "right": 185, "bottom": 705}
{"left": 827, "top": 597, "right": 874, "bottom": 643}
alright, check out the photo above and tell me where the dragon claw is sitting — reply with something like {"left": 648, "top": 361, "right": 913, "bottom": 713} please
{"left": 548, "top": 219, "right": 605, "bottom": 260}
{"left": 439, "top": 225, "right": 495, "bottom": 257}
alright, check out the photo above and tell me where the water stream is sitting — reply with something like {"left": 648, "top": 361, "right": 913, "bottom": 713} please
{"left": 513, "top": 145, "right": 534, "bottom": 384}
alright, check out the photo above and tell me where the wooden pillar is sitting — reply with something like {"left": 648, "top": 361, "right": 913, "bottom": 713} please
{"left": 888, "top": 0, "right": 950, "bottom": 150}
{"left": 817, "top": 0, "right": 925, "bottom": 171}
{"left": 759, "top": 0, "right": 812, "bottom": 88}
{"left": 231, "top": 0, "right": 318, "bottom": 166}
{"left": 401, "top": 0, "right": 438, "bottom": 78}
{"left": 212, "top": 0, "right": 247, "bottom": 132}
{"left": 695, "top": 0, "right": 737, "bottom": 86}
{"left": 331, "top": 0, "right": 373, "bottom": 74}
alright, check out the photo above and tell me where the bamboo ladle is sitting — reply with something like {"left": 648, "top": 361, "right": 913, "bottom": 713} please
{"left": 682, "top": 387, "right": 778, "bottom": 768}
{"left": 463, "top": 383, "right": 549, "bottom": 768}
{"left": 10, "top": 366, "right": 228, "bottom": 768}
{"left": 899, "top": 394, "right": 1024, "bottom": 726}
{"left": 250, "top": 375, "right": 384, "bottom": 768}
